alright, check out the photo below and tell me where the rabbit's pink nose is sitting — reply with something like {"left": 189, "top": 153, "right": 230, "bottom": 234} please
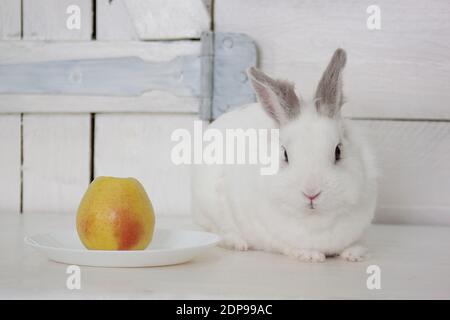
{"left": 303, "top": 191, "right": 321, "bottom": 201}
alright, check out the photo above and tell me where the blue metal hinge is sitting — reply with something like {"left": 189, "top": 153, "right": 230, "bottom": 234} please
{"left": 199, "top": 32, "right": 257, "bottom": 120}
{"left": 0, "top": 32, "right": 257, "bottom": 120}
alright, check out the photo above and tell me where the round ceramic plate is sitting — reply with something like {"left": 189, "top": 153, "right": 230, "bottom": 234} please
{"left": 24, "top": 229, "right": 220, "bottom": 267}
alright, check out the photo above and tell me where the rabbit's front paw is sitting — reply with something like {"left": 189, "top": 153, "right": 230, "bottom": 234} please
{"left": 219, "top": 233, "right": 248, "bottom": 251}
{"left": 340, "top": 245, "right": 369, "bottom": 262}
{"left": 283, "top": 248, "right": 326, "bottom": 263}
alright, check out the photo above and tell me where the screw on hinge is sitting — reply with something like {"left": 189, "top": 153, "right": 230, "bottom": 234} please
{"left": 238, "top": 71, "right": 248, "bottom": 83}
{"left": 222, "top": 37, "right": 233, "bottom": 49}
{"left": 69, "top": 69, "right": 82, "bottom": 84}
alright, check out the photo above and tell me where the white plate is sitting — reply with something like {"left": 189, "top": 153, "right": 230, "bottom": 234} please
{"left": 24, "top": 229, "right": 220, "bottom": 267}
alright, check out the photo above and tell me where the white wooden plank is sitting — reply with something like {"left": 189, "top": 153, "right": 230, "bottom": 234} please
{"left": 96, "top": 0, "right": 210, "bottom": 40}
{"left": 354, "top": 120, "right": 450, "bottom": 226}
{"left": 0, "top": 0, "right": 21, "bottom": 39}
{"left": 215, "top": 0, "right": 450, "bottom": 120}
{"left": 96, "top": 0, "right": 138, "bottom": 40}
{"left": 3, "top": 213, "right": 450, "bottom": 298}
{"left": 22, "top": 114, "right": 91, "bottom": 214}
{"left": 95, "top": 114, "right": 198, "bottom": 216}
{"left": 0, "top": 41, "right": 200, "bottom": 113}
{"left": 0, "top": 115, "right": 21, "bottom": 213}
{"left": 23, "top": 0, "right": 92, "bottom": 40}
{"left": 21, "top": 1, "right": 93, "bottom": 215}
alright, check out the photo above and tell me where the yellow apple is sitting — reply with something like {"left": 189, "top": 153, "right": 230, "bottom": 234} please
{"left": 76, "top": 177, "right": 155, "bottom": 250}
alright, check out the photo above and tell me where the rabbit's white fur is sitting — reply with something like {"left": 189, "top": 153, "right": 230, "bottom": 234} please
{"left": 192, "top": 49, "right": 378, "bottom": 262}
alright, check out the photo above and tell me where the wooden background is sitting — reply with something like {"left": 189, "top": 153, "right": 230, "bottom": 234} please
{"left": 0, "top": 0, "right": 449, "bottom": 226}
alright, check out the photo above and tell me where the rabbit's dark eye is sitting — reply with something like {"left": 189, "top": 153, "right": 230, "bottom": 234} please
{"left": 282, "top": 147, "right": 289, "bottom": 163}
{"left": 335, "top": 144, "right": 342, "bottom": 163}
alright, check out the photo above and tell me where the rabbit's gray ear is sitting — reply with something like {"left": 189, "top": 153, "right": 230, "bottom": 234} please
{"left": 315, "top": 48, "right": 347, "bottom": 117}
{"left": 247, "top": 67, "right": 300, "bottom": 125}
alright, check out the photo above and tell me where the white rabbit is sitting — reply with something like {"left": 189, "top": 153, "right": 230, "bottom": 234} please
{"left": 192, "top": 49, "right": 378, "bottom": 262}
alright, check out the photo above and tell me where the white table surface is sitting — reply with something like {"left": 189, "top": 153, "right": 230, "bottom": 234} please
{"left": 1, "top": 213, "right": 449, "bottom": 299}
